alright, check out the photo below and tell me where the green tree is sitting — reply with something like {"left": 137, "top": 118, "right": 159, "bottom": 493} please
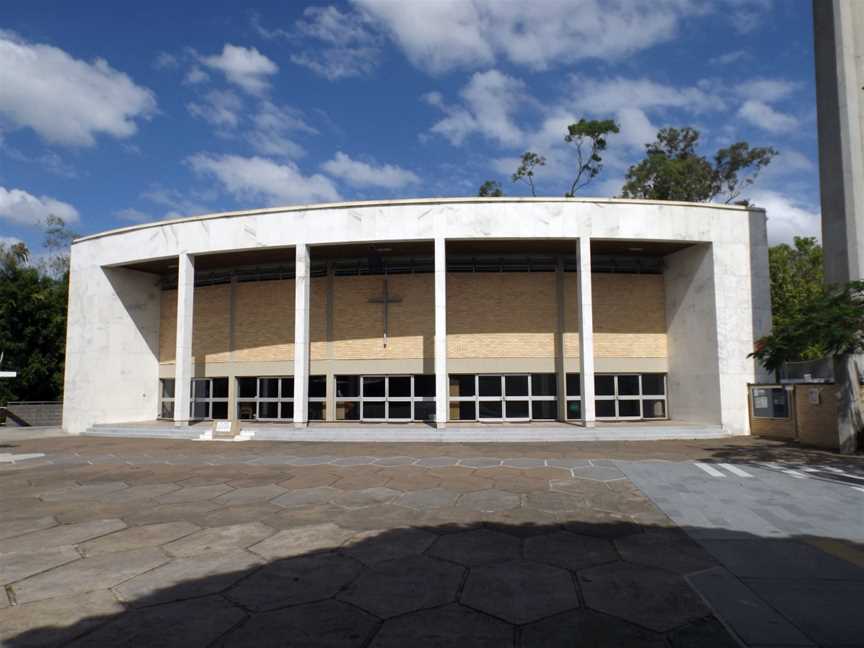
{"left": 750, "top": 280, "right": 864, "bottom": 453}
{"left": 0, "top": 242, "right": 69, "bottom": 405}
{"left": 511, "top": 151, "right": 546, "bottom": 196}
{"left": 478, "top": 180, "right": 504, "bottom": 197}
{"left": 769, "top": 237, "right": 824, "bottom": 351}
{"left": 620, "top": 127, "right": 776, "bottom": 204}
{"left": 564, "top": 118, "right": 619, "bottom": 197}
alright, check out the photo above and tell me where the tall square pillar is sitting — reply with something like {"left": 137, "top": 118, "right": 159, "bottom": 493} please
{"left": 174, "top": 252, "right": 194, "bottom": 425}
{"left": 434, "top": 237, "right": 448, "bottom": 427}
{"left": 577, "top": 238, "right": 596, "bottom": 427}
{"left": 293, "top": 244, "right": 311, "bottom": 427}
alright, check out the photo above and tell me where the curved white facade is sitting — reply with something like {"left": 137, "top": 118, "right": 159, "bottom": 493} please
{"left": 63, "top": 197, "right": 771, "bottom": 438}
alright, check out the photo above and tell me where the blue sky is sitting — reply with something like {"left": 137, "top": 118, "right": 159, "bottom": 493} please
{"left": 0, "top": 0, "right": 820, "bottom": 253}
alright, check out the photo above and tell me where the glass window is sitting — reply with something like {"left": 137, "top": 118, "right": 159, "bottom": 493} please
{"left": 161, "top": 379, "right": 175, "bottom": 399}
{"left": 617, "top": 375, "right": 640, "bottom": 396}
{"left": 567, "top": 400, "right": 582, "bottom": 419}
{"left": 389, "top": 402, "right": 412, "bottom": 419}
{"left": 363, "top": 376, "right": 386, "bottom": 398}
{"left": 237, "top": 378, "right": 257, "bottom": 398}
{"left": 414, "top": 375, "right": 436, "bottom": 397}
{"left": 505, "top": 400, "right": 529, "bottom": 418}
{"left": 336, "top": 376, "right": 360, "bottom": 398}
{"left": 212, "top": 378, "right": 228, "bottom": 398}
{"left": 595, "top": 375, "right": 615, "bottom": 396}
{"left": 280, "top": 402, "right": 294, "bottom": 419}
{"left": 642, "top": 374, "right": 666, "bottom": 396}
{"left": 211, "top": 401, "right": 228, "bottom": 419}
{"left": 617, "top": 399, "right": 641, "bottom": 417}
{"left": 308, "top": 402, "right": 325, "bottom": 421}
{"left": 643, "top": 399, "right": 666, "bottom": 418}
{"left": 337, "top": 401, "right": 360, "bottom": 421}
{"left": 531, "top": 374, "right": 556, "bottom": 397}
{"left": 566, "top": 374, "right": 581, "bottom": 397}
{"left": 238, "top": 402, "right": 256, "bottom": 420}
{"left": 280, "top": 378, "right": 294, "bottom": 397}
{"left": 505, "top": 375, "right": 529, "bottom": 397}
{"left": 389, "top": 376, "right": 411, "bottom": 398}
{"left": 450, "top": 375, "right": 475, "bottom": 397}
{"left": 260, "top": 378, "right": 279, "bottom": 398}
{"left": 596, "top": 400, "right": 616, "bottom": 418}
{"left": 532, "top": 401, "right": 557, "bottom": 420}
{"left": 192, "top": 401, "right": 209, "bottom": 419}
{"left": 259, "top": 402, "right": 279, "bottom": 419}
{"left": 479, "top": 401, "right": 503, "bottom": 418}
{"left": 363, "top": 402, "right": 386, "bottom": 418}
{"left": 751, "top": 387, "right": 789, "bottom": 419}
{"left": 309, "top": 376, "right": 326, "bottom": 399}
{"left": 414, "top": 401, "right": 435, "bottom": 421}
{"left": 193, "top": 379, "right": 210, "bottom": 399}
{"left": 478, "top": 376, "right": 502, "bottom": 397}
{"left": 453, "top": 401, "right": 476, "bottom": 420}
{"left": 160, "top": 401, "right": 174, "bottom": 419}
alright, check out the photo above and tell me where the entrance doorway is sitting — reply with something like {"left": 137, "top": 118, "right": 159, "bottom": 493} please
{"left": 478, "top": 374, "right": 531, "bottom": 422}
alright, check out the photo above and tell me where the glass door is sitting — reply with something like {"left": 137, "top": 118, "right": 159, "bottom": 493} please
{"left": 477, "top": 375, "right": 503, "bottom": 420}
{"left": 503, "top": 374, "right": 531, "bottom": 421}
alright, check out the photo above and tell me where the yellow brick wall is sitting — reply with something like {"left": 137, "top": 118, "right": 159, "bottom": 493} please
{"left": 447, "top": 273, "right": 557, "bottom": 358}
{"left": 158, "top": 271, "right": 668, "bottom": 363}
{"left": 330, "top": 274, "right": 434, "bottom": 360}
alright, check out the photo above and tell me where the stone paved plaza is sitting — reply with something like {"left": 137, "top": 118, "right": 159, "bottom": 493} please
{"left": 0, "top": 434, "right": 861, "bottom": 647}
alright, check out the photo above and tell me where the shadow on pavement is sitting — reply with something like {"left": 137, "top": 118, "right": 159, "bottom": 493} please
{"left": 3, "top": 519, "right": 863, "bottom": 648}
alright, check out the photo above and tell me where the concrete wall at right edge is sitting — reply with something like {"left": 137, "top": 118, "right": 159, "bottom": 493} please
{"left": 664, "top": 244, "right": 723, "bottom": 426}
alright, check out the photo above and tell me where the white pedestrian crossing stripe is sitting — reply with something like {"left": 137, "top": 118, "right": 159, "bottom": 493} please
{"left": 718, "top": 463, "right": 752, "bottom": 478}
{"left": 694, "top": 462, "right": 726, "bottom": 477}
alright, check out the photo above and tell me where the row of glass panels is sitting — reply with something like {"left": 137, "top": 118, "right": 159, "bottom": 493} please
{"left": 159, "top": 373, "right": 667, "bottom": 422}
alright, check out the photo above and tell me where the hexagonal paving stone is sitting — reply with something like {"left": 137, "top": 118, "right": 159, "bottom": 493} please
{"left": 560, "top": 512, "right": 644, "bottom": 539}
{"left": 277, "top": 472, "right": 339, "bottom": 489}
{"left": 213, "top": 484, "right": 287, "bottom": 505}
{"left": 382, "top": 471, "right": 442, "bottom": 491}
{"left": 217, "top": 599, "right": 378, "bottom": 648}
{"left": 371, "top": 603, "right": 513, "bottom": 647}
{"left": 163, "top": 522, "right": 274, "bottom": 557}
{"left": 668, "top": 617, "right": 739, "bottom": 648}
{"left": 331, "top": 456, "right": 378, "bottom": 466}
{"left": 524, "top": 531, "right": 618, "bottom": 571}
{"left": 249, "top": 523, "right": 356, "bottom": 559}
{"left": 71, "top": 594, "right": 245, "bottom": 648}
{"left": 458, "top": 457, "right": 502, "bottom": 468}
{"left": 114, "top": 550, "right": 262, "bottom": 606}
{"left": 615, "top": 531, "right": 717, "bottom": 574}
{"left": 338, "top": 555, "right": 464, "bottom": 619}
{"left": 461, "top": 560, "right": 579, "bottom": 624}
{"left": 372, "top": 456, "right": 416, "bottom": 466}
{"left": 98, "top": 483, "right": 181, "bottom": 502}
{"left": 227, "top": 552, "right": 363, "bottom": 611}
{"left": 501, "top": 458, "right": 547, "bottom": 469}
{"left": 155, "top": 484, "right": 233, "bottom": 504}
{"left": 80, "top": 521, "right": 200, "bottom": 556}
{"left": 39, "top": 481, "right": 128, "bottom": 502}
{"left": 123, "top": 501, "right": 222, "bottom": 526}
{"left": 523, "top": 491, "right": 585, "bottom": 513}
{"left": 456, "top": 490, "right": 521, "bottom": 513}
{"left": 0, "top": 516, "right": 56, "bottom": 541}
{"left": 430, "top": 528, "right": 521, "bottom": 566}
{"left": 569, "top": 465, "right": 626, "bottom": 482}
{"left": 343, "top": 527, "right": 437, "bottom": 565}
{"left": 12, "top": 547, "right": 168, "bottom": 604}
{"left": 271, "top": 486, "right": 340, "bottom": 508}
{"left": 334, "top": 503, "right": 426, "bottom": 531}
{"left": 0, "top": 518, "right": 126, "bottom": 553}
{"left": 0, "top": 590, "right": 124, "bottom": 648}
{"left": 520, "top": 609, "right": 667, "bottom": 647}
{"left": 0, "top": 546, "right": 80, "bottom": 585}
{"left": 332, "top": 487, "right": 402, "bottom": 509}
{"left": 579, "top": 562, "right": 710, "bottom": 632}
{"left": 414, "top": 457, "right": 459, "bottom": 468}
{"left": 395, "top": 488, "right": 459, "bottom": 510}
{"left": 196, "top": 503, "right": 282, "bottom": 527}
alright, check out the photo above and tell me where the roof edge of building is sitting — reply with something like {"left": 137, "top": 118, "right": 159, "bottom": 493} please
{"left": 73, "top": 196, "right": 765, "bottom": 245}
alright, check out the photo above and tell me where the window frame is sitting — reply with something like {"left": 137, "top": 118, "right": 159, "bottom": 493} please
{"left": 236, "top": 376, "right": 326, "bottom": 421}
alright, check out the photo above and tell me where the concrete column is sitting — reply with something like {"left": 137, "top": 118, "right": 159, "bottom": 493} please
{"left": 293, "top": 244, "right": 311, "bottom": 427}
{"left": 554, "top": 258, "right": 568, "bottom": 421}
{"left": 173, "top": 253, "right": 194, "bottom": 425}
{"left": 434, "top": 237, "right": 448, "bottom": 427}
{"left": 577, "top": 238, "right": 595, "bottom": 427}
{"left": 227, "top": 276, "right": 238, "bottom": 422}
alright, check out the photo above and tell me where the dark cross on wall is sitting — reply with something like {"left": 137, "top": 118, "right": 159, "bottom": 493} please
{"left": 368, "top": 275, "right": 402, "bottom": 348}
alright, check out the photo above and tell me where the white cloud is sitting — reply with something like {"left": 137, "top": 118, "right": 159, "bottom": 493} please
{"left": 114, "top": 208, "right": 153, "bottom": 223}
{"left": 153, "top": 51, "right": 178, "bottom": 69}
{"left": 615, "top": 107, "right": 657, "bottom": 150}
{"left": 0, "top": 186, "right": 79, "bottom": 227}
{"left": 750, "top": 190, "right": 821, "bottom": 245}
{"left": 426, "top": 70, "right": 526, "bottom": 146}
{"left": 188, "top": 153, "right": 341, "bottom": 205}
{"left": 141, "top": 186, "right": 212, "bottom": 219}
{"left": 322, "top": 152, "right": 420, "bottom": 189}
{"left": 709, "top": 49, "right": 749, "bottom": 65}
{"left": 0, "top": 31, "right": 156, "bottom": 146}
{"left": 571, "top": 76, "right": 720, "bottom": 114}
{"left": 187, "top": 90, "right": 243, "bottom": 129}
{"left": 200, "top": 44, "right": 277, "bottom": 95}
{"left": 738, "top": 99, "right": 798, "bottom": 133}
{"left": 736, "top": 78, "right": 800, "bottom": 102}
{"left": 353, "top": 0, "right": 703, "bottom": 73}
{"left": 0, "top": 235, "right": 23, "bottom": 247}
